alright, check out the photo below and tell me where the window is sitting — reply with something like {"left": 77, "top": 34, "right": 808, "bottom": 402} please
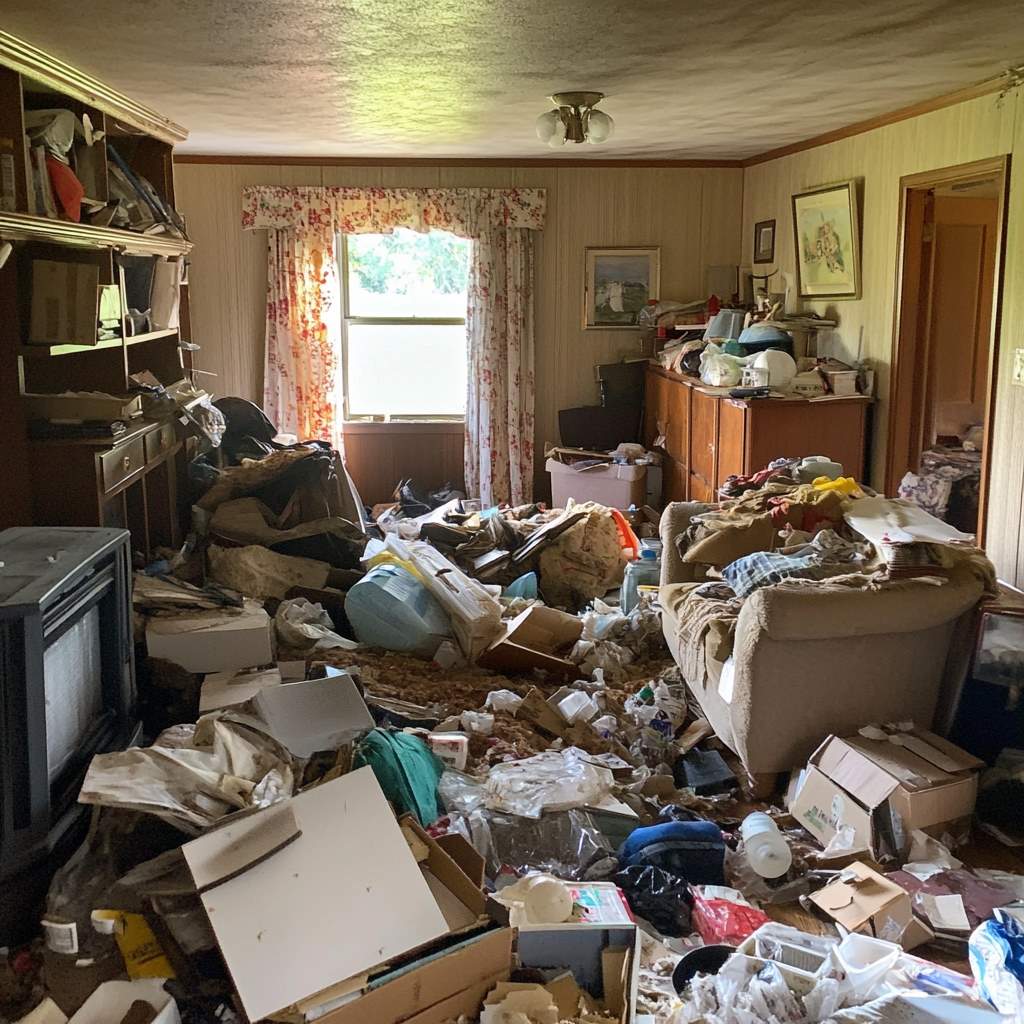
{"left": 340, "top": 228, "right": 470, "bottom": 419}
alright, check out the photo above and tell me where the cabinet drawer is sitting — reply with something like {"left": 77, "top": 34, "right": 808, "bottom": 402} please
{"left": 145, "top": 422, "right": 177, "bottom": 462}
{"left": 100, "top": 437, "right": 146, "bottom": 493}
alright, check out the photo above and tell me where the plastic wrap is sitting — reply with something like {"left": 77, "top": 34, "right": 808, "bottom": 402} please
{"left": 484, "top": 747, "right": 615, "bottom": 819}
{"left": 970, "top": 909, "right": 1024, "bottom": 1022}
{"left": 615, "top": 864, "right": 692, "bottom": 936}
{"left": 480, "top": 808, "right": 617, "bottom": 881}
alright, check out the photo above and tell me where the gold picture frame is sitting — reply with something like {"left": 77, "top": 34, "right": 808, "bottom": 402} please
{"left": 583, "top": 246, "right": 661, "bottom": 329}
{"left": 791, "top": 180, "right": 861, "bottom": 300}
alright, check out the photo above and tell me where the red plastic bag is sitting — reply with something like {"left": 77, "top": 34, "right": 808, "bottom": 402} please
{"left": 691, "top": 888, "right": 770, "bottom": 945}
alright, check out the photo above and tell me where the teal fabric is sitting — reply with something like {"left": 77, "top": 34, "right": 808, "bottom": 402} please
{"left": 353, "top": 728, "right": 444, "bottom": 825}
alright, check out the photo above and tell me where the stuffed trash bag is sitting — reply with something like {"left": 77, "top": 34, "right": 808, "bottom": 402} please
{"left": 345, "top": 564, "right": 453, "bottom": 658}
{"left": 969, "top": 908, "right": 1024, "bottom": 1021}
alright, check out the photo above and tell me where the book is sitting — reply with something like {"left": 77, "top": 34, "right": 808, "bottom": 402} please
{"left": 30, "top": 145, "right": 58, "bottom": 218}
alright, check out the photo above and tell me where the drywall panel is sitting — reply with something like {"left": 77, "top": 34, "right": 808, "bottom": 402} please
{"left": 740, "top": 89, "right": 1024, "bottom": 583}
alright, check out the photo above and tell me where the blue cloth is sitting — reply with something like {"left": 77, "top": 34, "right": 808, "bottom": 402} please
{"left": 721, "top": 550, "right": 828, "bottom": 597}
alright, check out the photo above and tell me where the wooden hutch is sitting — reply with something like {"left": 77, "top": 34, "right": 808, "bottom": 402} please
{"left": 0, "top": 31, "right": 198, "bottom": 557}
{"left": 644, "top": 362, "right": 871, "bottom": 503}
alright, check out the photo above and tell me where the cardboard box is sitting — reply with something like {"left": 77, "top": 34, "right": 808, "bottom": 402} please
{"left": 68, "top": 979, "right": 179, "bottom": 1024}
{"left": 30, "top": 260, "right": 104, "bottom": 346}
{"left": 808, "top": 861, "right": 930, "bottom": 951}
{"left": 789, "top": 728, "right": 982, "bottom": 856}
{"left": 145, "top": 598, "right": 274, "bottom": 673}
{"left": 479, "top": 605, "right": 582, "bottom": 676}
{"left": 316, "top": 928, "right": 513, "bottom": 1024}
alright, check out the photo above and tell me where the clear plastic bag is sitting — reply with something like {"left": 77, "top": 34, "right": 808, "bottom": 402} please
{"left": 484, "top": 747, "right": 615, "bottom": 819}
{"left": 970, "top": 909, "right": 1024, "bottom": 1021}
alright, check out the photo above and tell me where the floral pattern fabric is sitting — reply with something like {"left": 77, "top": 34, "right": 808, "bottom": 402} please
{"left": 264, "top": 229, "right": 341, "bottom": 446}
{"left": 243, "top": 186, "right": 545, "bottom": 504}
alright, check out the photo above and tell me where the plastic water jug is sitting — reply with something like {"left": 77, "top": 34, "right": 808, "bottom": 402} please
{"left": 621, "top": 548, "right": 661, "bottom": 613}
{"left": 739, "top": 811, "right": 793, "bottom": 878}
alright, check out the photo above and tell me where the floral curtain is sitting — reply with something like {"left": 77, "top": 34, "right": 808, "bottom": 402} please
{"left": 242, "top": 185, "right": 546, "bottom": 505}
{"left": 264, "top": 229, "right": 341, "bottom": 445}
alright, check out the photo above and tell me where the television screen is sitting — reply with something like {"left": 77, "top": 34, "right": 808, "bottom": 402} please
{"left": 43, "top": 605, "right": 104, "bottom": 783}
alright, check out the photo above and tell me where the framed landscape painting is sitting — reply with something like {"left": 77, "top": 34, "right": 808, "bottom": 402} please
{"left": 791, "top": 181, "right": 861, "bottom": 299}
{"left": 583, "top": 247, "right": 660, "bottom": 329}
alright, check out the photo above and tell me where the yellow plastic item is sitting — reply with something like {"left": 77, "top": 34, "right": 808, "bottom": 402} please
{"left": 812, "top": 475, "right": 862, "bottom": 497}
{"left": 91, "top": 910, "right": 176, "bottom": 979}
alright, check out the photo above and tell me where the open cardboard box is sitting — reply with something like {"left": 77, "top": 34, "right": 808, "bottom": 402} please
{"left": 789, "top": 727, "right": 982, "bottom": 857}
{"left": 479, "top": 605, "right": 583, "bottom": 676}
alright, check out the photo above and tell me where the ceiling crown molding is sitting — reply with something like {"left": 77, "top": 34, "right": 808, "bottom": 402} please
{"left": 0, "top": 30, "right": 187, "bottom": 144}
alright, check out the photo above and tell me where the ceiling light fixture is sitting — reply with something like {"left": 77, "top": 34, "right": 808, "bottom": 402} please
{"left": 535, "top": 92, "right": 614, "bottom": 148}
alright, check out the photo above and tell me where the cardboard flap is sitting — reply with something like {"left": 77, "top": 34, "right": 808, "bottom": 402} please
{"left": 891, "top": 730, "right": 984, "bottom": 773}
{"left": 815, "top": 738, "right": 899, "bottom": 809}
{"left": 187, "top": 804, "right": 301, "bottom": 892}
{"left": 846, "top": 737, "right": 954, "bottom": 791}
{"left": 809, "top": 862, "right": 905, "bottom": 931}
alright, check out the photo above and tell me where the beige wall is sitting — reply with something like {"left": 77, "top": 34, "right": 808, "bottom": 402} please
{"left": 741, "top": 90, "right": 1024, "bottom": 585}
{"left": 174, "top": 161, "right": 743, "bottom": 495}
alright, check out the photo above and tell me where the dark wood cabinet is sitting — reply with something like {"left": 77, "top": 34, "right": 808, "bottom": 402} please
{"left": 645, "top": 363, "right": 870, "bottom": 505}
{"left": 0, "top": 32, "right": 198, "bottom": 558}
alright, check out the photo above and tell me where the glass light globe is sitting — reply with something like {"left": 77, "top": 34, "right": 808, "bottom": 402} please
{"left": 584, "top": 108, "right": 614, "bottom": 144}
{"left": 535, "top": 109, "right": 563, "bottom": 144}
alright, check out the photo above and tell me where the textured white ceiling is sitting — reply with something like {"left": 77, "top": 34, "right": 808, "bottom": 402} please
{"left": 5, "top": 0, "right": 1024, "bottom": 159}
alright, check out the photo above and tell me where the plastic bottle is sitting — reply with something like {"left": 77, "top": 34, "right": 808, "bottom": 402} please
{"left": 739, "top": 811, "right": 793, "bottom": 878}
{"left": 621, "top": 548, "right": 661, "bottom": 613}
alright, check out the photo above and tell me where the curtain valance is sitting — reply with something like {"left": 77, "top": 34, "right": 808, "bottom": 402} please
{"left": 241, "top": 185, "right": 546, "bottom": 237}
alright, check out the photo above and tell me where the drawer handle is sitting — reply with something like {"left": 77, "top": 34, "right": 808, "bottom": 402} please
{"left": 123, "top": 455, "right": 132, "bottom": 472}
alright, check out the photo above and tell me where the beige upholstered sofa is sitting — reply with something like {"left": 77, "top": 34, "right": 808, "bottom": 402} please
{"left": 659, "top": 502, "right": 984, "bottom": 775}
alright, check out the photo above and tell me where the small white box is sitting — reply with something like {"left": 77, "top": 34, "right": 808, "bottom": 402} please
{"left": 546, "top": 459, "right": 646, "bottom": 510}
{"left": 146, "top": 598, "right": 273, "bottom": 673}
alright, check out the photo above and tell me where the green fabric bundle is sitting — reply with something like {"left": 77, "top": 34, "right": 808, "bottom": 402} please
{"left": 353, "top": 728, "right": 444, "bottom": 826}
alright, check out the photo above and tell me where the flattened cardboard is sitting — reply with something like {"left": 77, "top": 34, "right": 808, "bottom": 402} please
{"left": 479, "top": 605, "right": 582, "bottom": 676}
{"left": 145, "top": 599, "right": 273, "bottom": 674}
{"left": 435, "top": 833, "right": 486, "bottom": 889}
{"left": 182, "top": 768, "right": 449, "bottom": 1022}
{"left": 808, "top": 862, "right": 925, "bottom": 950}
{"left": 199, "top": 667, "right": 282, "bottom": 713}
{"left": 317, "top": 929, "right": 512, "bottom": 1024}
{"left": 30, "top": 260, "right": 101, "bottom": 346}
{"left": 245, "top": 674, "right": 372, "bottom": 757}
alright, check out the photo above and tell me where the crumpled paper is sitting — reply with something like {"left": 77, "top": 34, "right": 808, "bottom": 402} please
{"left": 79, "top": 716, "right": 295, "bottom": 832}
{"left": 274, "top": 597, "right": 358, "bottom": 652}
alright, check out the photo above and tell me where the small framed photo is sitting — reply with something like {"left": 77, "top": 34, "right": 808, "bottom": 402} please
{"left": 791, "top": 179, "right": 862, "bottom": 299}
{"left": 583, "top": 247, "right": 660, "bottom": 329}
{"left": 753, "top": 219, "right": 776, "bottom": 264}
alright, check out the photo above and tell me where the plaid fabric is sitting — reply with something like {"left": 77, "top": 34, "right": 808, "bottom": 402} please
{"left": 721, "top": 550, "right": 830, "bottom": 598}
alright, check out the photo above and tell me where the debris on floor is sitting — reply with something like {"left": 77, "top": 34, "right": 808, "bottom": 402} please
{"left": 6, "top": 446, "right": 1024, "bottom": 1024}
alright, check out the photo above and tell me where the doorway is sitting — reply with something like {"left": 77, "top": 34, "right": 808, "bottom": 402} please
{"left": 886, "top": 157, "right": 1009, "bottom": 541}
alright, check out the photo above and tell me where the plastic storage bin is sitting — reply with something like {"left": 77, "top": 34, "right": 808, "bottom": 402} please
{"left": 621, "top": 548, "right": 661, "bottom": 612}
{"left": 546, "top": 458, "right": 646, "bottom": 510}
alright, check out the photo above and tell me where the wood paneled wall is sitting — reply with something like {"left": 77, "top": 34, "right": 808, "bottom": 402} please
{"left": 741, "top": 90, "right": 1024, "bottom": 586}
{"left": 173, "top": 162, "right": 743, "bottom": 499}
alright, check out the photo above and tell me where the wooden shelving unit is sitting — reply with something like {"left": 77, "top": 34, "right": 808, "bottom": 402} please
{"left": 0, "top": 31, "right": 200, "bottom": 554}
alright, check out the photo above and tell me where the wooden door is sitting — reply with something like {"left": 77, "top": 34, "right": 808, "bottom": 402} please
{"left": 689, "top": 390, "right": 718, "bottom": 501}
{"left": 924, "top": 195, "right": 998, "bottom": 443}
{"left": 717, "top": 401, "right": 747, "bottom": 487}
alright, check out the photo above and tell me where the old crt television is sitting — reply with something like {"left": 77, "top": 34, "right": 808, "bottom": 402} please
{"left": 0, "top": 527, "right": 137, "bottom": 938}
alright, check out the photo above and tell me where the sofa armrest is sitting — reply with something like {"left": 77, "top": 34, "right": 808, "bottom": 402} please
{"left": 659, "top": 501, "right": 714, "bottom": 586}
{"left": 738, "top": 569, "right": 984, "bottom": 642}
